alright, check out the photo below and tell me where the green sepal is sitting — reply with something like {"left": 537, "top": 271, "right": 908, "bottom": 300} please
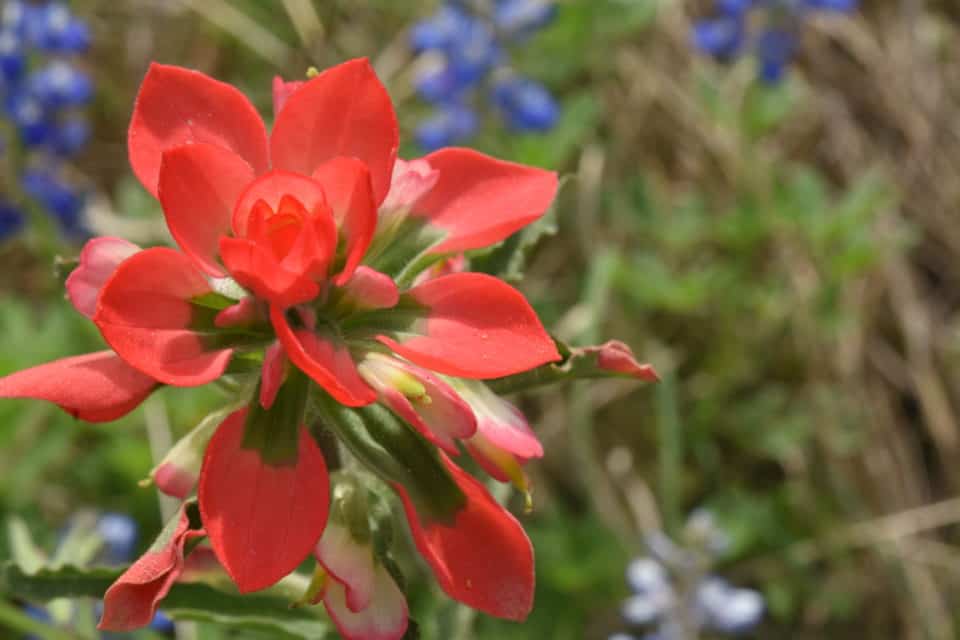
{"left": 242, "top": 368, "right": 309, "bottom": 466}
{"left": 363, "top": 216, "right": 446, "bottom": 287}
{"left": 312, "top": 392, "right": 465, "bottom": 523}
{"left": 487, "top": 336, "right": 658, "bottom": 395}
{"left": 328, "top": 473, "right": 373, "bottom": 545}
{"left": 190, "top": 291, "right": 237, "bottom": 311}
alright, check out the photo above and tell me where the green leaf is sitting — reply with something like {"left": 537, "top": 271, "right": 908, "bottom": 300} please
{"left": 312, "top": 393, "right": 465, "bottom": 522}
{"left": 1, "top": 563, "right": 334, "bottom": 639}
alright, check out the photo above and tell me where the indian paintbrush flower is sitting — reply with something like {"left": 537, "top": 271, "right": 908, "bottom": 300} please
{"left": 0, "top": 58, "right": 656, "bottom": 639}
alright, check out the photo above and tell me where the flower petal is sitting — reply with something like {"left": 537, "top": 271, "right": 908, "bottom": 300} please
{"left": 312, "top": 157, "right": 377, "bottom": 284}
{"left": 128, "top": 63, "right": 268, "bottom": 197}
{"left": 0, "top": 351, "right": 156, "bottom": 422}
{"left": 271, "top": 306, "right": 377, "bottom": 407}
{"left": 455, "top": 378, "right": 542, "bottom": 459}
{"left": 339, "top": 267, "right": 399, "bottom": 311}
{"left": 199, "top": 408, "right": 330, "bottom": 593}
{"left": 381, "top": 158, "right": 438, "bottom": 213}
{"left": 576, "top": 340, "right": 660, "bottom": 382}
{"left": 94, "top": 247, "right": 234, "bottom": 386}
{"left": 271, "top": 58, "right": 398, "bottom": 204}
{"left": 393, "top": 453, "right": 534, "bottom": 621}
{"left": 66, "top": 237, "right": 141, "bottom": 319}
{"left": 158, "top": 143, "right": 256, "bottom": 276}
{"left": 232, "top": 170, "right": 327, "bottom": 238}
{"left": 357, "top": 353, "right": 475, "bottom": 455}
{"left": 99, "top": 506, "right": 204, "bottom": 631}
{"left": 323, "top": 567, "right": 409, "bottom": 640}
{"left": 220, "top": 236, "right": 321, "bottom": 308}
{"left": 377, "top": 273, "right": 560, "bottom": 379}
{"left": 150, "top": 405, "right": 237, "bottom": 498}
{"left": 317, "top": 520, "right": 376, "bottom": 612}
{"left": 412, "top": 148, "right": 558, "bottom": 253}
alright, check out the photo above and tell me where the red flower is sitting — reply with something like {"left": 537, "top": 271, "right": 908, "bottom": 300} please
{"left": 0, "top": 58, "right": 656, "bottom": 638}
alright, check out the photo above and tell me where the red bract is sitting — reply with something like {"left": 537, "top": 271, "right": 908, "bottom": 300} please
{"left": 99, "top": 505, "right": 205, "bottom": 631}
{"left": 199, "top": 408, "right": 330, "bottom": 593}
{"left": 393, "top": 453, "right": 535, "bottom": 621}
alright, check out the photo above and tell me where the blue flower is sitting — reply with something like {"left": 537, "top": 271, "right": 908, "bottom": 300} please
{"left": 614, "top": 511, "right": 764, "bottom": 638}
{"left": 695, "top": 577, "right": 765, "bottom": 634}
{"left": 96, "top": 513, "right": 139, "bottom": 564}
{"left": 492, "top": 76, "right": 559, "bottom": 131}
{"left": 0, "top": 1, "right": 92, "bottom": 240}
{"left": 691, "top": 0, "right": 857, "bottom": 83}
{"left": 415, "top": 103, "right": 479, "bottom": 151}
{"left": 410, "top": 1, "right": 559, "bottom": 149}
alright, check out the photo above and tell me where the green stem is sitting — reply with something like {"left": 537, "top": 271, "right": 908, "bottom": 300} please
{"left": 569, "top": 249, "right": 618, "bottom": 500}
{"left": 656, "top": 372, "right": 682, "bottom": 535}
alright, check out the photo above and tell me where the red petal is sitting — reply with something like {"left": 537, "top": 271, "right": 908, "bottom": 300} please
{"left": 158, "top": 143, "right": 256, "bottom": 276}
{"left": 271, "top": 306, "right": 376, "bottom": 407}
{"left": 128, "top": 63, "right": 268, "bottom": 197}
{"left": 220, "top": 236, "right": 320, "bottom": 308}
{"left": 583, "top": 340, "right": 660, "bottom": 381}
{"left": 412, "top": 148, "right": 558, "bottom": 253}
{"left": 323, "top": 568, "right": 409, "bottom": 640}
{"left": 340, "top": 266, "right": 399, "bottom": 311}
{"left": 377, "top": 273, "right": 560, "bottom": 379}
{"left": 94, "top": 248, "right": 234, "bottom": 386}
{"left": 199, "top": 409, "right": 330, "bottom": 593}
{"left": 0, "top": 351, "right": 155, "bottom": 422}
{"left": 311, "top": 157, "right": 377, "bottom": 284}
{"left": 393, "top": 454, "right": 534, "bottom": 621}
{"left": 66, "top": 237, "right": 140, "bottom": 319}
{"left": 270, "top": 58, "right": 398, "bottom": 204}
{"left": 232, "top": 170, "right": 327, "bottom": 238}
{"left": 272, "top": 76, "right": 304, "bottom": 117}
{"left": 99, "top": 507, "right": 204, "bottom": 631}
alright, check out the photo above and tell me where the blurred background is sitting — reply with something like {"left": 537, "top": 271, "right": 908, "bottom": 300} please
{"left": 2, "top": 0, "right": 959, "bottom": 638}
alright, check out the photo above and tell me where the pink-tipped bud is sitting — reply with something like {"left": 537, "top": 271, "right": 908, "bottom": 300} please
{"left": 357, "top": 352, "right": 476, "bottom": 454}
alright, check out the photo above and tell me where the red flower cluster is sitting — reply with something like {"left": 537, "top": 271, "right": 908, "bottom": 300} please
{"left": 0, "top": 58, "right": 654, "bottom": 639}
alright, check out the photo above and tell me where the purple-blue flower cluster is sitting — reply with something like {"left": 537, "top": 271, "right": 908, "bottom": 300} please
{"left": 692, "top": 0, "right": 858, "bottom": 84}
{"left": 410, "top": 0, "right": 560, "bottom": 150}
{"left": 0, "top": 0, "right": 93, "bottom": 239}
{"left": 611, "top": 511, "right": 764, "bottom": 640}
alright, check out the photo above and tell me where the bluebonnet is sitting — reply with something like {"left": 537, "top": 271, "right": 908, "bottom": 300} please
{"left": 610, "top": 510, "right": 764, "bottom": 640}
{"left": 692, "top": 0, "right": 858, "bottom": 83}
{"left": 410, "top": 0, "right": 560, "bottom": 150}
{"left": 0, "top": 0, "right": 92, "bottom": 240}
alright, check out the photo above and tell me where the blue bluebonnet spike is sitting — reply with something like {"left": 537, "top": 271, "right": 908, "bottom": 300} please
{"left": 410, "top": 1, "right": 559, "bottom": 148}
{"left": 691, "top": 0, "right": 858, "bottom": 82}
{"left": 0, "top": 0, "right": 92, "bottom": 240}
